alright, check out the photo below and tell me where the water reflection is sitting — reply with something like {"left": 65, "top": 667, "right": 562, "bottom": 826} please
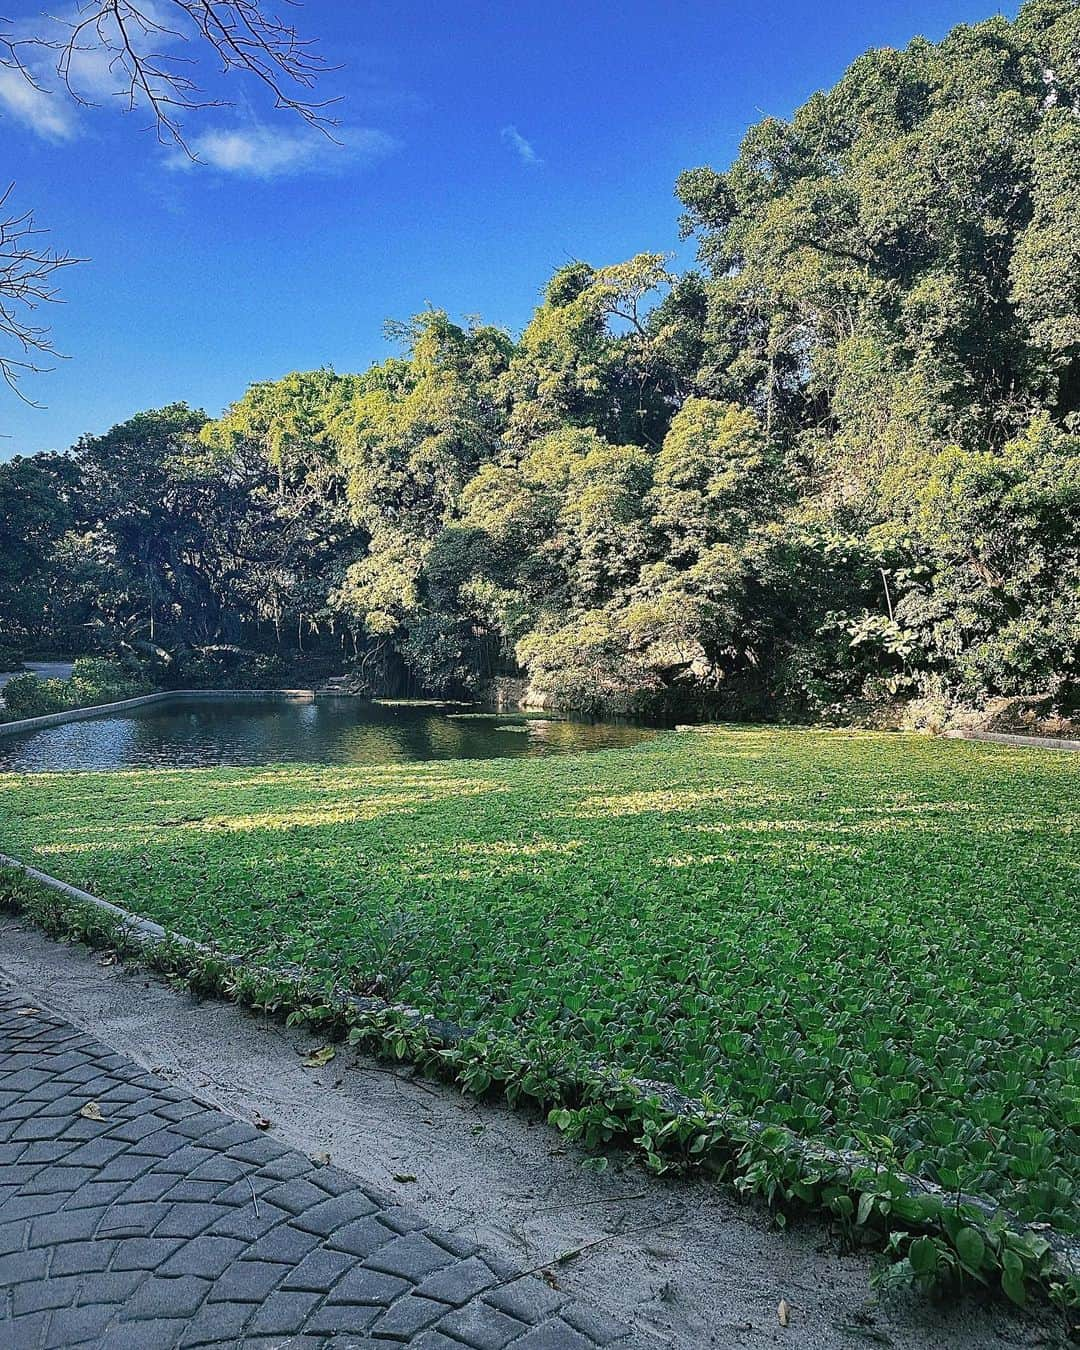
{"left": 0, "top": 698, "right": 658, "bottom": 772}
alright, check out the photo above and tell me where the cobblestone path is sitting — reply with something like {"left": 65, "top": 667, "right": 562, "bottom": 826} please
{"left": 0, "top": 988, "right": 641, "bottom": 1348}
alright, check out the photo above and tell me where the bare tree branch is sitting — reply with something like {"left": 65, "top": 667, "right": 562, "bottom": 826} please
{"left": 3, "top": 2, "right": 338, "bottom": 150}
{"left": 0, "top": 2, "right": 334, "bottom": 402}
{"left": 0, "top": 184, "right": 81, "bottom": 403}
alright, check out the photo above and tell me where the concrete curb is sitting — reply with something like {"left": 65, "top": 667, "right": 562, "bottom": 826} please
{"left": 0, "top": 849, "right": 1076, "bottom": 1291}
{"left": 0, "top": 687, "right": 316, "bottom": 738}
{"left": 0, "top": 850, "right": 468, "bottom": 1047}
{"left": 677, "top": 725, "right": 1080, "bottom": 752}
{"left": 0, "top": 852, "right": 196, "bottom": 949}
{"left": 943, "top": 729, "right": 1080, "bottom": 752}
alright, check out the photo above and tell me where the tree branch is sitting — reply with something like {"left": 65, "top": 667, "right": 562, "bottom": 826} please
{"left": 0, "top": 2, "right": 335, "bottom": 401}
{"left": 0, "top": 184, "right": 81, "bottom": 403}
{"left": 2, "top": 1, "right": 339, "bottom": 152}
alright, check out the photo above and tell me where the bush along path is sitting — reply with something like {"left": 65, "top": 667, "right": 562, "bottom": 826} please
{"left": 0, "top": 659, "right": 146, "bottom": 725}
{"left": 0, "top": 856, "right": 1076, "bottom": 1320}
{"left": 0, "top": 983, "right": 641, "bottom": 1349}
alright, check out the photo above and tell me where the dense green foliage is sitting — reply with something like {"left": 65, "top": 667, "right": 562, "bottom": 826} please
{"left": 0, "top": 728, "right": 1076, "bottom": 1281}
{"left": 0, "top": 658, "right": 145, "bottom": 722}
{"left": 2, "top": 0, "right": 1077, "bottom": 716}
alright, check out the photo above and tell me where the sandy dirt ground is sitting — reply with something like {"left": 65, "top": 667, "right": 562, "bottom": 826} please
{"left": 0, "top": 915, "right": 1069, "bottom": 1349}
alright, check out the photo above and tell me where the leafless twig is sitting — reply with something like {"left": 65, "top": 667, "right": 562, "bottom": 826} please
{"left": 0, "top": 184, "right": 81, "bottom": 403}
{"left": 0, "top": 2, "right": 335, "bottom": 402}
{"left": 2, "top": 1, "right": 339, "bottom": 150}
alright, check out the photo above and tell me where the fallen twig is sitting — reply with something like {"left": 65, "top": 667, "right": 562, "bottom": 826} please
{"left": 532, "top": 1191, "right": 649, "bottom": 1215}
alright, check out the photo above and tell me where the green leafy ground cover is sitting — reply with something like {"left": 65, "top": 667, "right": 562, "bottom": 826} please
{"left": 0, "top": 728, "right": 1076, "bottom": 1283}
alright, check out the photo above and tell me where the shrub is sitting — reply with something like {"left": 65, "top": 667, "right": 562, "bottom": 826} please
{"left": 1, "top": 674, "right": 69, "bottom": 719}
{"left": 0, "top": 645, "right": 25, "bottom": 673}
{"left": 172, "top": 649, "right": 290, "bottom": 690}
{"left": 68, "top": 657, "right": 141, "bottom": 705}
{"left": 1, "top": 658, "right": 147, "bottom": 722}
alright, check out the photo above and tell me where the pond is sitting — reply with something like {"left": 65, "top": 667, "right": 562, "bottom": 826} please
{"left": 0, "top": 697, "right": 660, "bottom": 773}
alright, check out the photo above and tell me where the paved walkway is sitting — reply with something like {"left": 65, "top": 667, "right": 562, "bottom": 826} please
{"left": 0, "top": 662, "right": 76, "bottom": 693}
{"left": 0, "top": 988, "right": 639, "bottom": 1349}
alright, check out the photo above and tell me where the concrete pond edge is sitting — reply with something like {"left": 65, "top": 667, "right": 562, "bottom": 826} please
{"left": 0, "top": 848, "right": 1075, "bottom": 1305}
{"left": 0, "top": 687, "right": 318, "bottom": 739}
{"left": 676, "top": 724, "right": 1080, "bottom": 752}
{"left": 941, "top": 729, "right": 1080, "bottom": 751}
{"left": 4, "top": 686, "right": 1077, "bottom": 754}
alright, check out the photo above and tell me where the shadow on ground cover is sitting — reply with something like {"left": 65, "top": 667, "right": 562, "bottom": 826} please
{"left": 0, "top": 728, "right": 1076, "bottom": 1253}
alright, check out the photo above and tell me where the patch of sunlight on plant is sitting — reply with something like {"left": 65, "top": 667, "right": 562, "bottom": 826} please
{"left": 174, "top": 788, "right": 499, "bottom": 833}
{"left": 455, "top": 838, "right": 583, "bottom": 857}
{"left": 373, "top": 698, "right": 471, "bottom": 707}
{"left": 216, "top": 762, "right": 459, "bottom": 787}
{"left": 34, "top": 840, "right": 130, "bottom": 856}
{"left": 883, "top": 799, "right": 991, "bottom": 816}
{"left": 38, "top": 820, "right": 165, "bottom": 843}
{"left": 650, "top": 852, "right": 727, "bottom": 869}
{"left": 411, "top": 859, "right": 578, "bottom": 883}
{"left": 688, "top": 817, "right": 913, "bottom": 839}
{"left": 410, "top": 866, "right": 477, "bottom": 882}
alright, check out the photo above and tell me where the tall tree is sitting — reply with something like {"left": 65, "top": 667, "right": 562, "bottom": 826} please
{"left": 0, "top": 452, "right": 77, "bottom": 644}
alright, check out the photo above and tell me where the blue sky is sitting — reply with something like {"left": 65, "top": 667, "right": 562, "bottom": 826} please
{"left": 1, "top": 0, "right": 1012, "bottom": 459}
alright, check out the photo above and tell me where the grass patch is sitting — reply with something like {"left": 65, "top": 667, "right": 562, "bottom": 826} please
{"left": 0, "top": 727, "right": 1076, "bottom": 1298}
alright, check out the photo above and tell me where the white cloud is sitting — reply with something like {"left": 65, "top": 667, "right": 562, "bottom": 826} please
{"left": 0, "top": 4, "right": 155, "bottom": 140}
{"left": 501, "top": 124, "right": 542, "bottom": 167}
{"left": 63, "top": 43, "right": 135, "bottom": 100}
{"left": 1, "top": 5, "right": 399, "bottom": 174}
{"left": 168, "top": 123, "right": 399, "bottom": 179}
{"left": 0, "top": 67, "right": 77, "bottom": 141}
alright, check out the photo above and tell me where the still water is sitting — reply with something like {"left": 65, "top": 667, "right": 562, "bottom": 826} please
{"left": 0, "top": 697, "right": 659, "bottom": 773}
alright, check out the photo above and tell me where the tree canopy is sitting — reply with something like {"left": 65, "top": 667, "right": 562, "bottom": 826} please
{"left": 4, "top": 0, "right": 1078, "bottom": 717}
